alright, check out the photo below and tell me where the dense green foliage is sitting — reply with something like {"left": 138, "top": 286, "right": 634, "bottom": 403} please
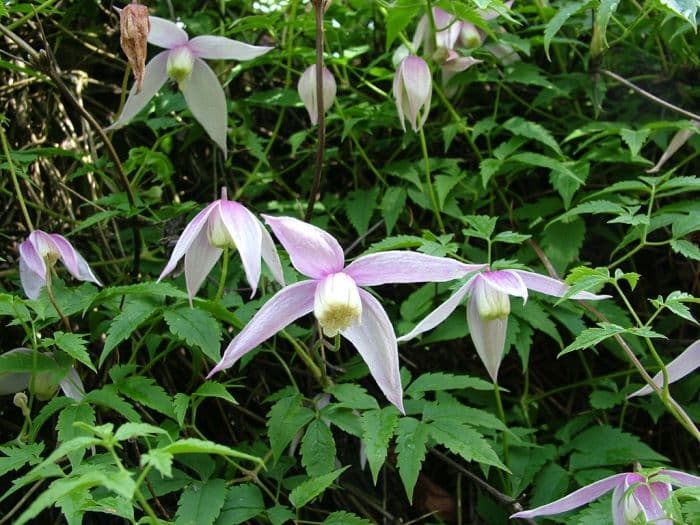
{"left": 1, "top": 0, "right": 699, "bottom": 523}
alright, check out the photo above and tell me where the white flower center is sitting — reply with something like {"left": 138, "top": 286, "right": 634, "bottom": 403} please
{"left": 474, "top": 278, "right": 511, "bottom": 320}
{"left": 314, "top": 272, "right": 362, "bottom": 337}
{"left": 207, "top": 209, "right": 235, "bottom": 249}
{"left": 167, "top": 46, "right": 195, "bottom": 88}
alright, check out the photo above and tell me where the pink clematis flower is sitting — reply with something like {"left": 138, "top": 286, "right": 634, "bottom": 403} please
{"left": 393, "top": 55, "right": 432, "bottom": 132}
{"left": 107, "top": 12, "right": 273, "bottom": 156}
{"left": 629, "top": 339, "right": 700, "bottom": 398}
{"left": 158, "top": 188, "right": 284, "bottom": 305}
{"left": 297, "top": 65, "right": 337, "bottom": 125}
{"left": 0, "top": 348, "right": 85, "bottom": 401}
{"left": 208, "top": 216, "right": 486, "bottom": 412}
{"left": 19, "top": 230, "right": 101, "bottom": 300}
{"left": 511, "top": 469, "right": 700, "bottom": 524}
{"left": 398, "top": 268, "right": 609, "bottom": 382}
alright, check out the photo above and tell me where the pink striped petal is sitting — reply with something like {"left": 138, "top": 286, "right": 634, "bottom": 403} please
{"left": 181, "top": 58, "right": 228, "bottom": 156}
{"left": 659, "top": 469, "right": 700, "bottom": 487}
{"left": 398, "top": 280, "right": 472, "bottom": 342}
{"left": 19, "top": 240, "right": 47, "bottom": 299}
{"left": 218, "top": 200, "right": 263, "bottom": 297}
{"left": 467, "top": 292, "right": 507, "bottom": 382}
{"left": 511, "top": 473, "right": 628, "bottom": 519}
{"left": 107, "top": 51, "right": 169, "bottom": 129}
{"left": 208, "top": 280, "right": 317, "bottom": 375}
{"left": 188, "top": 35, "right": 272, "bottom": 60}
{"left": 158, "top": 200, "right": 218, "bottom": 281}
{"left": 263, "top": 215, "right": 344, "bottom": 278}
{"left": 47, "top": 234, "right": 79, "bottom": 278}
{"left": 479, "top": 270, "right": 528, "bottom": 300}
{"left": 147, "top": 16, "right": 188, "bottom": 49}
{"left": 628, "top": 340, "right": 700, "bottom": 397}
{"left": 345, "top": 252, "right": 483, "bottom": 287}
{"left": 515, "top": 269, "right": 610, "bottom": 300}
{"left": 342, "top": 289, "right": 404, "bottom": 413}
{"left": 433, "top": 8, "right": 461, "bottom": 49}
{"left": 183, "top": 229, "right": 222, "bottom": 305}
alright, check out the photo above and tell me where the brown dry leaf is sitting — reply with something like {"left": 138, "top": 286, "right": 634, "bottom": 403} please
{"left": 119, "top": 3, "right": 150, "bottom": 93}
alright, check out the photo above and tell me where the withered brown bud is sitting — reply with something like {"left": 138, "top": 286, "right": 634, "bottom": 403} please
{"left": 120, "top": 2, "right": 150, "bottom": 94}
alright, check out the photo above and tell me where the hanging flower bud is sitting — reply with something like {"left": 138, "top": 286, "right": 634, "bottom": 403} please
{"left": 119, "top": 2, "right": 151, "bottom": 94}
{"left": 393, "top": 56, "right": 432, "bottom": 132}
{"left": 459, "top": 22, "right": 483, "bottom": 49}
{"left": 313, "top": 272, "right": 363, "bottom": 337}
{"left": 297, "top": 65, "right": 337, "bottom": 125}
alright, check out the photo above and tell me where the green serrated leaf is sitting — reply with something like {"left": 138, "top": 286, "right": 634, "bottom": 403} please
{"left": 267, "top": 391, "right": 314, "bottom": 461}
{"left": 544, "top": 2, "right": 589, "bottom": 60}
{"left": 175, "top": 478, "right": 227, "bottom": 525}
{"left": 405, "top": 372, "right": 493, "bottom": 398}
{"left": 463, "top": 215, "right": 498, "bottom": 240}
{"left": 214, "top": 484, "right": 264, "bottom": 525}
{"left": 361, "top": 407, "right": 399, "bottom": 484}
{"left": 114, "top": 422, "right": 169, "bottom": 441}
{"left": 658, "top": 0, "right": 697, "bottom": 29}
{"left": 164, "top": 306, "right": 222, "bottom": 362}
{"left": 395, "top": 418, "right": 429, "bottom": 503}
{"left": 289, "top": 467, "right": 348, "bottom": 509}
{"left": 117, "top": 375, "right": 174, "bottom": 419}
{"left": 84, "top": 386, "right": 141, "bottom": 423}
{"left": 346, "top": 188, "right": 379, "bottom": 235}
{"left": 385, "top": 0, "right": 422, "bottom": 47}
{"left": 100, "top": 297, "right": 160, "bottom": 367}
{"left": 266, "top": 505, "right": 296, "bottom": 525}
{"left": 141, "top": 449, "right": 174, "bottom": 478}
{"left": 428, "top": 419, "right": 507, "bottom": 470}
{"left": 161, "top": 438, "right": 262, "bottom": 465}
{"left": 301, "top": 419, "right": 336, "bottom": 477}
{"left": 193, "top": 382, "right": 237, "bottom": 405}
{"left": 595, "top": 0, "right": 621, "bottom": 47}
{"left": 173, "top": 393, "right": 189, "bottom": 426}
{"left": 671, "top": 239, "right": 700, "bottom": 261}
{"left": 57, "top": 404, "right": 95, "bottom": 469}
{"left": 620, "top": 128, "right": 650, "bottom": 158}
{"left": 559, "top": 323, "right": 626, "bottom": 356}
{"left": 328, "top": 383, "right": 379, "bottom": 410}
{"left": 381, "top": 187, "right": 407, "bottom": 234}
{"left": 324, "top": 511, "right": 374, "bottom": 524}
{"left": 0, "top": 443, "right": 44, "bottom": 477}
{"left": 503, "top": 117, "right": 562, "bottom": 156}
{"left": 49, "top": 332, "right": 95, "bottom": 372}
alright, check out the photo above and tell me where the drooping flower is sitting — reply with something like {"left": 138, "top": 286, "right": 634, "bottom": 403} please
{"left": 0, "top": 348, "right": 85, "bottom": 401}
{"left": 398, "top": 268, "right": 609, "bottom": 382}
{"left": 119, "top": 2, "right": 150, "bottom": 93}
{"left": 393, "top": 56, "right": 432, "bottom": 132}
{"left": 158, "top": 188, "right": 284, "bottom": 305}
{"left": 107, "top": 12, "right": 273, "bottom": 156}
{"left": 628, "top": 339, "right": 700, "bottom": 398}
{"left": 208, "top": 216, "right": 486, "bottom": 412}
{"left": 19, "top": 230, "right": 101, "bottom": 300}
{"left": 297, "top": 65, "right": 337, "bottom": 125}
{"left": 510, "top": 468, "right": 700, "bottom": 524}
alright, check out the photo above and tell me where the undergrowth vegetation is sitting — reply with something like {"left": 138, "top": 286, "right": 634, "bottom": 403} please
{"left": 1, "top": 0, "right": 699, "bottom": 523}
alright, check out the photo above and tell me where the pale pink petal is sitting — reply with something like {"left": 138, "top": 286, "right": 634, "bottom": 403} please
{"left": 640, "top": 483, "right": 672, "bottom": 524}
{"left": 628, "top": 340, "right": 700, "bottom": 397}
{"left": 398, "top": 281, "right": 472, "bottom": 342}
{"left": 47, "top": 234, "right": 79, "bottom": 277}
{"left": 188, "top": 35, "right": 272, "bottom": 60}
{"left": 297, "top": 65, "right": 337, "bottom": 125}
{"left": 263, "top": 215, "right": 344, "bottom": 279}
{"left": 256, "top": 217, "right": 285, "bottom": 287}
{"left": 467, "top": 293, "right": 507, "bottom": 382}
{"left": 480, "top": 270, "right": 528, "bottom": 300}
{"left": 19, "top": 240, "right": 47, "bottom": 299}
{"left": 208, "top": 280, "right": 317, "bottom": 375}
{"left": 660, "top": 469, "right": 700, "bottom": 487}
{"left": 514, "top": 269, "right": 611, "bottom": 300}
{"left": 411, "top": 15, "right": 430, "bottom": 52}
{"left": 396, "top": 56, "right": 432, "bottom": 132}
{"left": 158, "top": 201, "right": 218, "bottom": 281}
{"left": 511, "top": 473, "right": 628, "bottom": 519}
{"left": 73, "top": 251, "right": 102, "bottom": 286}
{"left": 147, "top": 15, "right": 189, "bottom": 49}
{"left": 442, "top": 52, "right": 481, "bottom": 74}
{"left": 432, "top": 8, "right": 461, "bottom": 49}
{"left": 342, "top": 289, "right": 404, "bottom": 413}
{"left": 181, "top": 57, "right": 228, "bottom": 156}
{"left": 107, "top": 51, "right": 169, "bottom": 129}
{"left": 218, "top": 201, "right": 263, "bottom": 297}
{"left": 183, "top": 228, "right": 222, "bottom": 305}
{"left": 345, "top": 252, "right": 483, "bottom": 287}
{"left": 59, "top": 367, "right": 86, "bottom": 401}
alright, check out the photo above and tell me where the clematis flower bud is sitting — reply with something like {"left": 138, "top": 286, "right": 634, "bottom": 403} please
{"left": 393, "top": 56, "right": 432, "bottom": 132}
{"left": 314, "top": 272, "right": 363, "bottom": 337}
{"left": 297, "top": 65, "right": 337, "bottom": 125}
{"left": 119, "top": 2, "right": 151, "bottom": 94}
{"left": 459, "top": 22, "right": 483, "bottom": 49}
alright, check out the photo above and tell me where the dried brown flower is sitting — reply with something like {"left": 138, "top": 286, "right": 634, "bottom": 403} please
{"left": 119, "top": 3, "right": 150, "bottom": 93}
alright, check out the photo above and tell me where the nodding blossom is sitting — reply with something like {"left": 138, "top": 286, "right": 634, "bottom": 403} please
{"left": 19, "top": 230, "right": 101, "bottom": 300}
{"left": 628, "top": 339, "right": 700, "bottom": 398}
{"left": 511, "top": 468, "right": 700, "bottom": 524}
{"left": 208, "top": 215, "right": 486, "bottom": 412}
{"left": 398, "top": 268, "right": 609, "bottom": 382}
{"left": 158, "top": 188, "right": 284, "bottom": 305}
{"left": 108, "top": 12, "right": 273, "bottom": 156}
{"left": 393, "top": 55, "right": 432, "bottom": 132}
{"left": 297, "top": 65, "right": 337, "bottom": 125}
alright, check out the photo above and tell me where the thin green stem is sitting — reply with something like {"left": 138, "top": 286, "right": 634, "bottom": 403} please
{"left": 45, "top": 274, "right": 71, "bottom": 332}
{"left": 214, "top": 246, "right": 230, "bottom": 302}
{"left": 281, "top": 329, "right": 326, "bottom": 387}
{"left": 492, "top": 382, "right": 509, "bottom": 471}
{"left": 418, "top": 127, "right": 445, "bottom": 232}
{"left": 0, "top": 125, "right": 33, "bottom": 231}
